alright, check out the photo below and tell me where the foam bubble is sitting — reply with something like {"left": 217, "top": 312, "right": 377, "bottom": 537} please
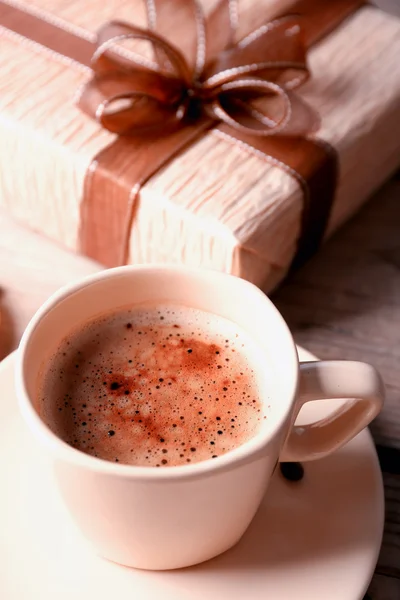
{"left": 39, "top": 304, "right": 269, "bottom": 466}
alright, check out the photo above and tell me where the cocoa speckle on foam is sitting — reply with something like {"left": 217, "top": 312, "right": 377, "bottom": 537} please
{"left": 39, "top": 305, "right": 269, "bottom": 467}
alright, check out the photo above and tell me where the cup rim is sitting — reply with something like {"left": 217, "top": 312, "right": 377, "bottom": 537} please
{"left": 16, "top": 265, "right": 299, "bottom": 481}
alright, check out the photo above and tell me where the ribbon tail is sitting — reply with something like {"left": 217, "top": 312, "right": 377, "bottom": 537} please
{"left": 204, "top": 0, "right": 238, "bottom": 62}
{"left": 266, "top": 0, "right": 366, "bottom": 47}
{"left": 215, "top": 123, "right": 338, "bottom": 268}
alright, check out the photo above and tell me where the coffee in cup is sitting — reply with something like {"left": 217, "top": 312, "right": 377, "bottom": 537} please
{"left": 38, "top": 304, "right": 270, "bottom": 467}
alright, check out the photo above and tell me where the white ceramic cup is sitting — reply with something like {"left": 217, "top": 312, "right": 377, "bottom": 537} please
{"left": 16, "top": 265, "right": 384, "bottom": 570}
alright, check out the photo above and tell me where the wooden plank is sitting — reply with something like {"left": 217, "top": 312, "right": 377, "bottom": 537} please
{"left": 375, "top": 447, "right": 400, "bottom": 580}
{"left": 367, "top": 573, "right": 400, "bottom": 599}
{"left": 0, "top": 209, "right": 100, "bottom": 359}
{"left": 274, "top": 179, "right": 400, "bottom": 450}
{"left": 377, "top": 472, "right": 400, "bottom": 579}
{"left": 274, "top": 180, "right": 400, "bottom": 593}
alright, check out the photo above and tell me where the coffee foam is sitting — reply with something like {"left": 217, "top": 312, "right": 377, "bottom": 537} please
{"left": 39, "top": 305, "right": 270, "bottom": 467}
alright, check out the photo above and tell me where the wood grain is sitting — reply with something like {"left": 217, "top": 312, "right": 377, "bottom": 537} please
{"left": 377, "top": 471, "right": 400, "bottom": 580}
{"left": 0, "top": 209, "right": 100, "bottom": 359}
{"left": 273, "top": 179, "right": 400, "bottom": 596}
{"left": 367, "top": 574, "right": 400, "bottom": 600}
{"left": 273, "top": 179, "right": 400, "bottom": 450}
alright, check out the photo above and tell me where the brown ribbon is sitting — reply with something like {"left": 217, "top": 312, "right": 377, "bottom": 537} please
{"left": 0, "top": 0, "right": 365, "bottom": 270}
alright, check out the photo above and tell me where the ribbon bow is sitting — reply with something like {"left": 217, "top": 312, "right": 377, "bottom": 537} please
{"left": 78, "top": 0, "right": 317, "bottom": 138}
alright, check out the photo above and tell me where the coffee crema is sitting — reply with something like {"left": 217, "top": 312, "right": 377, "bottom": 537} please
{"left": 39, "top": 305, "right": 267, "bottom": 467}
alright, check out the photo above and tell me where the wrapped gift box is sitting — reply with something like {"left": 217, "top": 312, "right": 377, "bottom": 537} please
{"left": 0, "top": 0, "right": 400, "bottom": 290}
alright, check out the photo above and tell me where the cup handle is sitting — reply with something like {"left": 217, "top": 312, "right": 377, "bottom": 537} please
{"left": 280, "top": 361, "right": 384, "bottom": 462}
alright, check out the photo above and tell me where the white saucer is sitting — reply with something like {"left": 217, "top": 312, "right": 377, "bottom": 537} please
{"left": 0, "top": 349, "right": 384, "bottom": 600}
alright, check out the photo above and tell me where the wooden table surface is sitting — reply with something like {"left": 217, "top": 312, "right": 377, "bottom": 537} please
{"left": 1, "top": 178, "right": 399, "bottom": 599}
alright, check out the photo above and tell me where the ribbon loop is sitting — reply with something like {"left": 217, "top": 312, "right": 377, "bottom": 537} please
{"left": 203, "top": 0, "right": 238, "bottom": 64}
{"left": 80, "top": 73, "right": 186, "bottom": 134}
{"left": 94, "top": 20, "right": 192, "bottom": 82}
{"left": 206, "top": 79, "right": 292, "bottom": 136}
{"left": 97, "top": 94, "right": 183, "bottom": 135}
